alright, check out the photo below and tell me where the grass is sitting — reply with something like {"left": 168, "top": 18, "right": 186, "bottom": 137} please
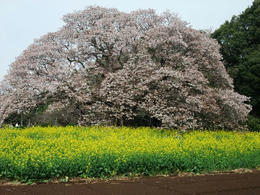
{"left": 0, "top": 126, "right": 259, "bottom": 182}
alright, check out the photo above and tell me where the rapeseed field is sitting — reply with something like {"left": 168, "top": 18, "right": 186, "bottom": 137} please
{"left": 0, "top": 126, "right": 259, "bottom": 181}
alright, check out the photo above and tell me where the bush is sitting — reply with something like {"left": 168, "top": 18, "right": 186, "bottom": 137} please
{"left": 248, "top": 116, "right": 260, "bottom": 132}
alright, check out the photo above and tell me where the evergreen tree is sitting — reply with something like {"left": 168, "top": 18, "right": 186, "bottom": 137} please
{"left": 212, "top": 0, "right": 260, "bottom": 117}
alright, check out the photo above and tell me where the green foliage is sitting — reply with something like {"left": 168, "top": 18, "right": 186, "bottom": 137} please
{"left": 248, "top": 115, "right": 260, "bottom": 131}
{"left": 0, "top": 126, "right": 259, "bottom": 181}
{"left": 211, "top": 0, "right": 260, "bottom": 117}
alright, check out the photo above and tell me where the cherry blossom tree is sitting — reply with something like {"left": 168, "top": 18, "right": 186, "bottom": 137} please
{"left": 0, "top": 6, "right": 251, "bottom": 130}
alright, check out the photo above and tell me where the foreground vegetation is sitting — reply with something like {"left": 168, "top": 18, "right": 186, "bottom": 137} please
{"left": 0, "top": 126, "right": 259, "bottom": 182}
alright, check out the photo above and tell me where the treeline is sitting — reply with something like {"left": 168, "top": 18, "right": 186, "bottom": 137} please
{"left": 211, "top": 0, "right": 260, "bottom": 131}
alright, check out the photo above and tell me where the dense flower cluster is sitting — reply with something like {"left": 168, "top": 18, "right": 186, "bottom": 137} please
{"left": 0, "top": 126, "right": 259, "bottom": 180}
{"left": 0, "top": 6, "right": 251, "bottom": 129}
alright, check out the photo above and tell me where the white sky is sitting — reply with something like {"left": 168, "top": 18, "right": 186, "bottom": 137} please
{"left": 0, "top": 0, "right": 254, "bottom": 81}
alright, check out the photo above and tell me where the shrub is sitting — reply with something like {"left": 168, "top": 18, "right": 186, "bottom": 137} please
{"left": 248, "top": 116, "right": 260, "bottom": 132}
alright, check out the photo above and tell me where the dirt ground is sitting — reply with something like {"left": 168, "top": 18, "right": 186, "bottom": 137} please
{"left": 0, "top": 170, "right": 260, "bottom": 195}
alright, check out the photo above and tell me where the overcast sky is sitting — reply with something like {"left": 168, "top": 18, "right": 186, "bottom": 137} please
{"left": 0, "top": 0, "right": 254, "bottom": 81}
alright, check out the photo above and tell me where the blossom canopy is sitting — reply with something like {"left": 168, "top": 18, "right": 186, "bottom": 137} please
{"left": 0, "top": 6, "right": 251, "bottom": 130}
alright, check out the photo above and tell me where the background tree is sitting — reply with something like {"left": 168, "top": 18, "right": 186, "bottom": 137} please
{"left": 211, "top": 0, "right": 260, "bottom": 117}
{"left": 0, "top": 6, "right": 252, "bottom": 130}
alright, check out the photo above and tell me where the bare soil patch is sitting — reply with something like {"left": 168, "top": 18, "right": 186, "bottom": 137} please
{"left": 1, "top": 170, "right": 260, "bottom": 195}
